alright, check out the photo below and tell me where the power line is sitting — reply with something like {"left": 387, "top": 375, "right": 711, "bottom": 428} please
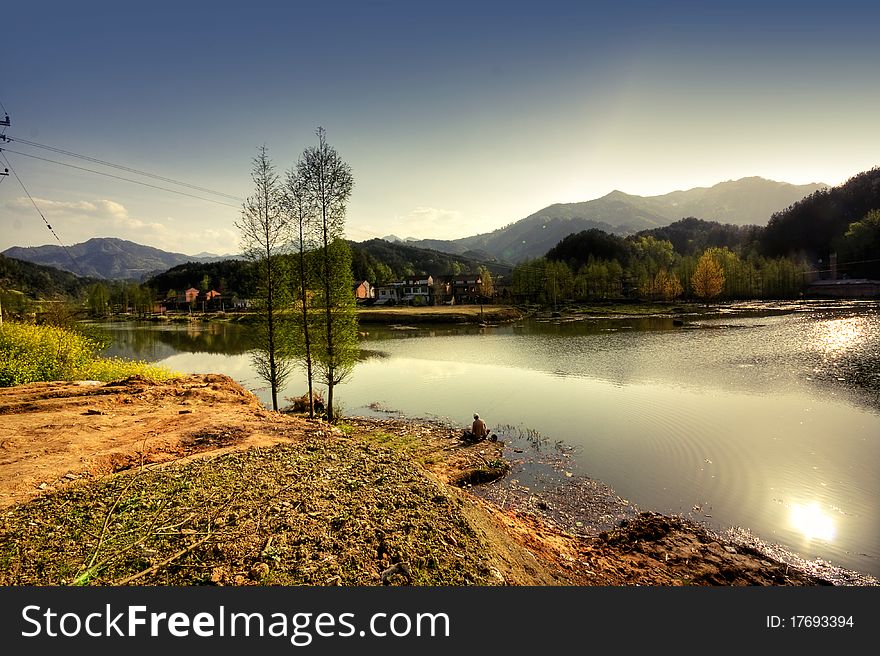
{"left": 5, "top": 135, "right": 244, "bottom": 202}
{"left": 1, "top": 148, "right": 242, "bottom": 209}
{"left": 0, "top": 151, "right": 87, "bottom": 277}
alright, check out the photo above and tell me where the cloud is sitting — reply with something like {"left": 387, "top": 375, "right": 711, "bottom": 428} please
{"left": 5, "top": 196, "right": 173, "bottom": 246}
{"left": 176, "top": 227, "right": 240, "bottom": 255}
{"left": 8, "top": 197, "right": 129, "bottom": 220}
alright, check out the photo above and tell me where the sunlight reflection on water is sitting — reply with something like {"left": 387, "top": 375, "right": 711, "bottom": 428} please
{"left": 790, "top": 502, "right": 836, "bottom": 543}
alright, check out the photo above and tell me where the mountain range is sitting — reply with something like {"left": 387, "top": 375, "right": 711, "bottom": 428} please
{"left": 2, "top": 176, "right": 828, "bottom": 280}
{"left": 400, "top": 177, "right": 826, "bottom": 262}
{"left": 1, "top": 238, "right": 233, "bottom": 281}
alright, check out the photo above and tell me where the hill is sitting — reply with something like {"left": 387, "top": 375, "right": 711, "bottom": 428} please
{"left": 635, "top": 217, "right": 760, "bottom": 256}
{"left": 350, "top": 238, "right": 512, "bottom": 282}
{"left": 2, "top": 237, "right": 232, "bottom": 281}
{"left": 142, "top": 239, "right": 508, "bottom": 300}
{"left": 405, "top": 177, "right": 826, "bottom": 263}
{"left": 0, "top": 253, "right": 101, "bottom": 300}
{"left": 146, "top": 259, "right": 258, "bottom": 299}
{"left": 760, "top": 167, "right": 880, "bottom": 274}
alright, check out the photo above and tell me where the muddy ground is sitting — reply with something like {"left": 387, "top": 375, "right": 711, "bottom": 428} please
{"left": 0, "top": 374, "right": 872, "bottom": 586}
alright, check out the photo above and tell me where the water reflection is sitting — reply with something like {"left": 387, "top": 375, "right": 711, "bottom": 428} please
{"left": 790, "top": 502, "right": 836, "bottom": 542}
{"left": 811, "top": 316, "right": 870, "bottom": 355}
{"left": 97, "top": 321, "right": 253, "bottom": 360}
{"left": 92, "top": 302, "right": 880, "bottom": 579}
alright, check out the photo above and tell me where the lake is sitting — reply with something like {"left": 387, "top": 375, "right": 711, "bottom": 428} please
{"left": 97, "top": 301, "right": 880, "bottom": 580}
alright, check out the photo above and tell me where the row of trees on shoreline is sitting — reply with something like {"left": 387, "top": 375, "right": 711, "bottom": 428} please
{"left": 510, "top": 231, "right": 811, "bottom": 305}
{"left": 238, "top": 129, "right": 356, "bottom": 420}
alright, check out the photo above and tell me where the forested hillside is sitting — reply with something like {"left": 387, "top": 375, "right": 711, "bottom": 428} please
{"left": 0, "top": 254, "right": 99, "bottom": 300}
{"left": 760, "top": 167, "right": 880, "bottom": 277}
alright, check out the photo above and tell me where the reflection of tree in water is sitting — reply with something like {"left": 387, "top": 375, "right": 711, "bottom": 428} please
{"left": 100, "top": 323, "right": 253, "bottom": 361}
{"left": 356, "top": 349, "right": 390, "bottom": 362}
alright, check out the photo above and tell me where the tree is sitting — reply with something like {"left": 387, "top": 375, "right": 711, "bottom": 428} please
{"left": 310, "top": 239, "right": 359, "bottom": 416}
{"left": 88, "top": 283, "right": 110, "bottom": 317}
{"left": 544, "top": 260, "right": 574, "bottom": 308}
{"left": 653, "top": 268, "right": 683, "bottom": 301}
{"left": 284, "top": 168, "right": 318, "bottom": 418}
{"left": 838, "top": 209, "right": 880, "bottom": 279}
{"left": 511, "top": 258, "right": 547, "bottom": 303}
{"left": 691, "top": 251, "right": 725, "bottom": 305}
{"left": 199, "top": 274, "right": 211, "bottom": 312}
{"left": 235, "top": 145, "right": 291, "bottom": 411}
{"left": 478, "top": 267, "right": 495, "bottom": 299}
{"left": 296, "top": 128, "right": 355, "bottom": 421}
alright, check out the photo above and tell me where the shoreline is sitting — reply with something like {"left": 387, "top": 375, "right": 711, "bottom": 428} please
{"left": 81, "top": 297, "right": 880, "bottom": 329}
{"left": 344, "top": 413, "right": 878, "bottom": 587}
{"left": 1, "top": 374, "right": 875, "bottom": 586}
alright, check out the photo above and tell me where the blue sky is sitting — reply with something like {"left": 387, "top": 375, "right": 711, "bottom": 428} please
{"left": 1, "top": 1, "right": 878, "bottom": 254}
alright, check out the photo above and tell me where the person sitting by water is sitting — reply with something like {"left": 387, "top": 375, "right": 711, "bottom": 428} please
{"left": 463, "top": 413, "right": 489, "bottom": 441}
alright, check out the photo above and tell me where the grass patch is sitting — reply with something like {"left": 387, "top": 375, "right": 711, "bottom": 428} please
{"left": 360, "top": 430, "right": 422, "bottom": 452}
{"left": 0, "top": 321, "right": 179, "bottom": 386}
{"left": 357, "top": 429, "right": 443, "bottom": 467}
{"left": 0, "top": 441, "right": 501, "bottom": 586}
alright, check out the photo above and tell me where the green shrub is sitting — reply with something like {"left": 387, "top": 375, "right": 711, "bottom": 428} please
{"left": 0, "top": 321, "right": 178, "bottom": 386}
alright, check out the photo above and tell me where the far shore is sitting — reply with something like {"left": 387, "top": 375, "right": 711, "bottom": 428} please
{"left": 356, "top": 304, "right": 523, "bottom": 324}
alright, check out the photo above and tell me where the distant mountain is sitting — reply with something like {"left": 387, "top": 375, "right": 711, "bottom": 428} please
{"left": 2, "top": 237, "right": 235, "bottom": 281}
{"left": 405, "top": 177, "right": 826, "bottom": 262}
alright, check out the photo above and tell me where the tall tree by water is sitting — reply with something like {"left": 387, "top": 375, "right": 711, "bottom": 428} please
{"left": 310, "top": 238, "right": 359, "bottom": 418}
{"left": 691, "top": 251, "right": 725, "bottom": 305}
{"left": 284, "top": 168, "right": 318, "bottom": 418}
{"left": 236, "top": 146, "right": 291, "bottom": 411}
{"left": 296, "top": 128, "right": 356, "bottom": 421}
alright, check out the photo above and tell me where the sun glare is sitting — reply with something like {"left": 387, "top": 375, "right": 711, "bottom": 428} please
{"left": 790, "top": 502, "right": 836, "bottom": 542}
{"left": 812, "top": 317, "right": 868, "bottom": 355}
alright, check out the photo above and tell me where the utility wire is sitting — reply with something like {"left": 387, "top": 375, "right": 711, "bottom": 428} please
{"left": 1, "top": 148, "right": 241, "bottom": 209}
{"left": 5, "top": 135, "right": 244, "bottom": 202}
{"left": 0, "top": 151, "right": 87, "bottom": 276}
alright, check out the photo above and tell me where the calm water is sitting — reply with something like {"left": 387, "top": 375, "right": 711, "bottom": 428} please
{"left": 97, "top": 301, "right": 880, "bottom": 579}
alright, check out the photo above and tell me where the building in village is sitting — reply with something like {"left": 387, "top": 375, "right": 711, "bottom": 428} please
{"left": 161, "top": 287, "right": 226, "bottom": 312}
{"left": 399, "top": 276, "right": 433, "bottom": 305}
{"left": 371, "top": 273, "right": 491, "bottom": 305}
{"left": 437, "top": 274, "right": 484, "bottom": 304}
{"left": 353, "top": 280, "right": 374, "bottom": 300}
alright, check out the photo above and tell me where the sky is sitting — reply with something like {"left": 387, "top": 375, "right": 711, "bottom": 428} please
{"left": 1, "top": 0, "right": 879, "bottom": 255}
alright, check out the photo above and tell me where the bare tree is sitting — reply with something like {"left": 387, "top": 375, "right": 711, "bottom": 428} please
{"left": 296, "top": 128, "right": 355, "bottom": 421}
{"left": 236, "top": 146, "right": 291, "bottom": 411}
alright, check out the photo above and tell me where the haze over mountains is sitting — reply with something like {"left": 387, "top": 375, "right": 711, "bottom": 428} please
{"left": 2, "top": 176, "right": 827, "bottom": 279}
{"left": 401, "top": 177, "right": 826, "bottom": 263}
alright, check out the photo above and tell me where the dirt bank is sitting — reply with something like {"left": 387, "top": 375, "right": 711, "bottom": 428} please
{"left": 0, "top": 375, "right": 867, "bottom": 586}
